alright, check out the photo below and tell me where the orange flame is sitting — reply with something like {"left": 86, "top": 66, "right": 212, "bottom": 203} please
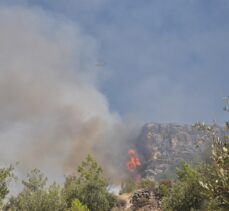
{"left": 127, "top": 149, "right": 141, "bottom": 171}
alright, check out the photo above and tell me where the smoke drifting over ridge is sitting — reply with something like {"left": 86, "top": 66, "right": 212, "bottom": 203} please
{"left": 0, "top": 6, "right": 138, "bottom": 181}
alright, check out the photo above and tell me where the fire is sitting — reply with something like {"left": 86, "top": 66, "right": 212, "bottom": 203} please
{"left": 127, "top": 149, "right": 141, "bottom": 171}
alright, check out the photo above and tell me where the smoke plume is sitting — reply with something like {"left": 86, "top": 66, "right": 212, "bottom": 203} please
{"left": 0, "top": 6, "right": 139, "bottom": 182}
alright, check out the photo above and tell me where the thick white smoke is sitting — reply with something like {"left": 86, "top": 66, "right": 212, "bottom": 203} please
{"left": 0, "top": 6, "right": 139, "bottom": 182}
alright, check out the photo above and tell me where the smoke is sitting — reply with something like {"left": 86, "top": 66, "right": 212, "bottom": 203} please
{"left": 0, "top": 6, "right": 139, "bottom": 182}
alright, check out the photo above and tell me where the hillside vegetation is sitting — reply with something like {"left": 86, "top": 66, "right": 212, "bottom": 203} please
{"left": 0, "top": 110, "right": 228, "bottom": 210}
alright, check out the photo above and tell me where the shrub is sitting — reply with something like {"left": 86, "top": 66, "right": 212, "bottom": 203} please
{"left": 120, "top": 178, "right": 136, "bottom": 194}
{"left": 68, "top": 199, "right": 89, "bottom": 211}
{"left": 139, "top": 178, "right": 156, "bottom": 190}
{"left": 158, "top": 179, "right": 172, "bottom": 198}
{"left": 162, "top": 163, "right": 204, "bottom": 211}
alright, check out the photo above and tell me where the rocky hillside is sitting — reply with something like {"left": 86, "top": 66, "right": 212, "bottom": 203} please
{"left": 135, "top": 122, "right": 223, "bottom": 179}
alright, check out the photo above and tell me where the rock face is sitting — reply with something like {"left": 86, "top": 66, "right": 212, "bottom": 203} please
{"left": 135, "top": 122, "right": 221, "bottom": 179}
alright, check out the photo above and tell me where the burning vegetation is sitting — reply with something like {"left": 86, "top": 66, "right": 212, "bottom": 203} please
{"left": 127, "top": 149, "right": 141, "bottom": 172}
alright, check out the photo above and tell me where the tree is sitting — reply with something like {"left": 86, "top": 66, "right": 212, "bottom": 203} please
{"left": 0, "top": 165, "right": 14, "bottom": 208}
{"left": 63, "top": 155, "right": 117, "bottom": 211}
{"left": 162, "top": 102, "right": 229, "bottom": 211}
{"left": 5, "top": 169, "right": 66, "bottom": 211}
{"left": 68, "top": 199, "right": 89, "bottom": 211}
{"left": 22, "top": 168, "right": 47, "bottom": 192}
{"left": 158, "top": 179, "right": 172, "bottom": 198}
{"left": 162, "top": 162, "right": 204, "bottom": 211}
{"left": 195, "top": 122, "right": 229, "bottom": 210}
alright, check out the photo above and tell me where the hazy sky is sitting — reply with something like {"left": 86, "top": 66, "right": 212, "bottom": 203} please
{"left": 1, "top": 0, "right": 228, "bottom": 124}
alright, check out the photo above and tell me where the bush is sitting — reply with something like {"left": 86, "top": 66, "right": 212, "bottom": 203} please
{"left": 162, "top": 163, "right": 204, "bottom": 211}
{"left": 120, "top": 178, "right": 136, "bottom": 194}
{"left": 139, "top": 178, "right": 155, "bottom": 190}
{"left": 158, "top": 179, "right": 172, "bottom": 198}
{"left": 68, "top": 199, "right": 89, "bottom": 211}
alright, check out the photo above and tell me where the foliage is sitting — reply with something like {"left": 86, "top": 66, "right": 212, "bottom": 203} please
{"left": 120, "top": 177, "right": 155, "bottom": 194}
{"left": 155, "top": 163, "right": 178, "bottom": 181}
{"left": 139, "top": 178, "right": 155, "bottom": 190}
{"left": 120, "top": 178, "right": 137, "bottom": 194}
{"left": 63, "top": 155, "right": 117, "bottom": 211}
{"left": 5, "top": 169, "right": 66, "bottom": 211}
{"left": 0, "top": 165, "right": 14, "bottom": 208}
{"left": 196, "top": 122, "right": 229, "bottom": 210}
{"left": 68, "top": 199, "right": 89, "bottom": 211}
{"left": 163, "top": 107, "right": 229, "bottom": 211}
{"left": 158, "top": 179, "right": 172, "bottom": 198}
{"left": 22, "top": 168, "right": 47, "bottom": 191}
{"left": 105, "top": 191, "right": 118, "bottom": 209}
{"left": 63, "top": 175, "right": 79, "bottom": 208}
{"left": 1, "top": 100, "right": 228, "bottom": 211}
{"left": 162, "top": 163, "right": 204, "bottom": 211}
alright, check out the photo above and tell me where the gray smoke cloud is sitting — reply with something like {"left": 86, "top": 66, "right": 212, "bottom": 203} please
{"left": 0, "top": 6, "right": 139, "bottom": 182}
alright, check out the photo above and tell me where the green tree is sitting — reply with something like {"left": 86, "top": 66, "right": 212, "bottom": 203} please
{"left": 163, "top": 102, "right": 229, "bottom": 211}
{"left": 5, "top": 169, "right": 66, "bottom": 211}
{"left": 162, "top": 163, "right": 204, "bottom": 211}
{"left": 0, "top": 165, "right": 14, "bottom": 208}
{"left": 67, "top": 199, "right": 89, "bottom": 211}
{"left": 22, "top": 168, "right": 47, "bottom": 191}
{"left": 158, "top": 179, "right": 172, "bottom": 198}
{"left": 63, "top": 155, "right": 117, "bottom": 211}
{"left": 195, "top": 122, "right": 229, "bottom": 210}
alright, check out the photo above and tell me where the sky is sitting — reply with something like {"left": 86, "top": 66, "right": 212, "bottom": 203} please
{"left": 1, "top": 0, "right": 228, "bottom": 124}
